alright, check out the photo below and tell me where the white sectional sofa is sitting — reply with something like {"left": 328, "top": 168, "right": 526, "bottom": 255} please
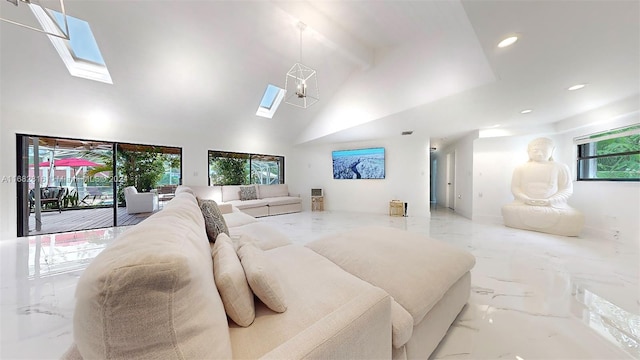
{"left": 62, "top": 186, "right": 475, "bottom": 360}
{"left": 187, "top": 184, "right": 302, "bottom": 217}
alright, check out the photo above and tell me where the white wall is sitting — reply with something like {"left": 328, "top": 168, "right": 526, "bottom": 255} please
{"left": 0, "top": 107, "right": 290, "bottom": 240}
{"left": 287, "top": 136, "right": 431, "bottom": 217}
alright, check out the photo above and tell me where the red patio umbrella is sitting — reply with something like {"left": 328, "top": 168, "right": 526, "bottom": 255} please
{"left": 33, "top": 158, "right": 102, "bottom": 192}
{"left": 37, "top": 158, "right": 101, "bottom": 168}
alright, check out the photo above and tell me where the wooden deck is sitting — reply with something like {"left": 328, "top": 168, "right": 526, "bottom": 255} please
{"left": 28, "top": 206, "right": 157, "bottom": 235}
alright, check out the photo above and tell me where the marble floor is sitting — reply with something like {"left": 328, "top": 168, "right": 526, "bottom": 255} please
{"left": 0, "top": 207, "right": 638, "bottom": 359}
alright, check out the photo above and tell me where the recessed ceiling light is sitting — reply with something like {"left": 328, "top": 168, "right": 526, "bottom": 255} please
{"left": 498, "top": 36, "right": 518, "bottom": 48}
{"left": 568, "top": 84, "right": 586, "bottom": 91}
{"left": 520, "top": 109, "right": 533, "bottom": 114}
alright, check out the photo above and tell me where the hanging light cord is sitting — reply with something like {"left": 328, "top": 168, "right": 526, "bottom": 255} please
{"left": 299, "top": 24, "right": 303, "bottom": 63}
{"left": 297, "top": 22, "right": 306, "bottom": 96}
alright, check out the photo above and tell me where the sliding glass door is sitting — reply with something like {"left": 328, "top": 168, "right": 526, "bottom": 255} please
{"left": 16, "top": 134, "right": 182, "bottom": 237}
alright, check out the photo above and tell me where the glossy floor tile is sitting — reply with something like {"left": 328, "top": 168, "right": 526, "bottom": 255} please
{"left": 0, "top": 208, "right": 637, "bottom": 359}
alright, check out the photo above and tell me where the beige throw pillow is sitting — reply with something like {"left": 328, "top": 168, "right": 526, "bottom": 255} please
{"left": 237, "top": 244, "right": 287, "bottom": 313}
{"left": 211, "top": 234, "right": 255, "bottom": 327}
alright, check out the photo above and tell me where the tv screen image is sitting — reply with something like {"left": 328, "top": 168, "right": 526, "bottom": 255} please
{"left": 332, "top": 147, "right": 385, "bottom": 179}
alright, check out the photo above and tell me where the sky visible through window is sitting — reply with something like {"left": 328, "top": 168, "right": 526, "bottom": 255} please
{"left": 256, "top": 84, "right": 284, "bottom": 118}
{"left": 260, "top": 84, "right": 281, "bottom": 110}
{"left": 51, "top": 10, "right": 105, "bottom": 65}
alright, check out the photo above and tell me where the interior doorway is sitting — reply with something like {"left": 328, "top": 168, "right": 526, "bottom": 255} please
{"left": 430, "top": 155, "right": 437, "bottom": 205}
{"left": 445, "top": 151, "right": 456, "bottom": 210}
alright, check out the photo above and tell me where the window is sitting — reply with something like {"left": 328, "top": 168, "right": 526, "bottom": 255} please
{"left": 256, "top": 84, "right": 285, "bottom": 119}
{"left": 208, "top": 151, "right": 284, "bottom": 185}
{"left": 251, "top": 154, "right": 283, "bottom": 184}
{"left": 576, "top": 124, "right": 640, "bottom": 181}
{"left": 30, "top": 4, "right": 112, "bottom": 83}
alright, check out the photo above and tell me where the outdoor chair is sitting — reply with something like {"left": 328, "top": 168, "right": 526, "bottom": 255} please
{"left": 29, "top": 186, "right": 66, "bottom": 213}
{"left": 154, "top": 185, "right": 177, "bottom": 208}
{"left": 123, "top": 186, "right": 159, "bottom": 214}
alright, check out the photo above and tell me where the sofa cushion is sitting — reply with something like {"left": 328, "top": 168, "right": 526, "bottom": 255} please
{"left": 391, "top": 299, "right": 414, "bottom": 348}
{"left": 187, "top": 185, "right": 222, "bottom": 202}
{"left": 73, "top": 193, "right": 232, "bottom": 359}
{"left": 263, "top": 196, "right": 302, "bottom": 207}
{"left": 229, "top": 222, "right": 292, "bottom": 250}
{"left": 198, "top": 199, "right": 229, "bottom": 242}
{"left": 226, "top": 199, "right": 268, "bottom": 210}
{"left": 218, "top": 203, "right": 233, "bottom": 214}
{"left": 239, "top": 185, "right": 258, "bottom": 200}
{"left": 175, "top": 185, "right": 196, "bottom": 196}
{"left": 258, "top": 184, "right": 289, "bottom": 199}
{"left": 237, "top": 244, "right": 287, "bottom": 313}
{"left": 228, "top": 245, "right": 389, "bottom": 359}
{"left": 212, "top": 234, "right": 255, "bottom": 327}
{"left": 223, "top": 210, "right": 258, "bottom": 228}
{"left": 222, "top": 185, "right": 242, "bottom": 202}
{"left": 306, "top": 226, "right": 476, "bottom": 325}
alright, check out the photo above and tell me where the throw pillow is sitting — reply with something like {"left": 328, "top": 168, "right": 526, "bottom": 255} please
{"left": 239, "top": 185, "right": 257, "bottom": 201}
{"left": 237, "top": 243, "right": 287, "bottom": 313}
{"left": 198, "top": 199, "right": 230, "bottom": 242}
{"left": 211, "top": 234, "right": 255, "bottom": 327}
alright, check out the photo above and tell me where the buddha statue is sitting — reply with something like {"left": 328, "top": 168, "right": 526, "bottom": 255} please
{"left": 501, "top": 137, "right": 584, "bottom": 236}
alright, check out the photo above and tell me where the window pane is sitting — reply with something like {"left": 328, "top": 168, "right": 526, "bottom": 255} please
{"left": 208, "top": 151, "right": 284, "bottom": 185}
{"left": 209, "top": 152, "right": 250, "bottom": 185}
{"left": 590, "top": 134, "right": 640, "bottom": 156}
{"left": 259, "top": 85, "right": 281, "bottom": 109}
{"left": 51, "top": 10, "right": 105, "bottom": 64}
{"left": 251, "top": 156, "right": 282, "bottom": 185}
{"left": 579, "top": 154, "right": 640, "bottom": 179}
{"left": 577, "top": 132, "right": 640, "bottom": 181}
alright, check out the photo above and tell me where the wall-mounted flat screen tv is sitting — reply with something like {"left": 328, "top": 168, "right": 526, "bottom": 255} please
{"left": 332, "top": 147, "right": 385, "bottom": 179}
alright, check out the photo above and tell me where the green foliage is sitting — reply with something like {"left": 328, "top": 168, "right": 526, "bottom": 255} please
{"left": 86, "top": 148, "right": 180, "bottom": 205}
{"left": 63, "top": 189, "right": 79, "bottom": 208}
{"left": 157, "top": 154, "right": 181, "bottom": 185}
{"left": 117, "top": 150, "right": 165, "bottom": 204}
{"left": 595, "top": 134, "right": 640, "bottom": 179}
{"left": 210, "top": 157, "right": 249, "bottom": 185}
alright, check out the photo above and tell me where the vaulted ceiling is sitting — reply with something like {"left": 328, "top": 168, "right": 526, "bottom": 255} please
{"left": 1, "top": 0, "right": 638, "bottom": 149}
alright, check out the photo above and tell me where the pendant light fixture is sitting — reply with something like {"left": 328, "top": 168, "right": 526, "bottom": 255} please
{"left": 285, "top": 22, "right": 319, "bottom": 108}
{"left": 1, "top": 0, "right": 70, "bottom": 40}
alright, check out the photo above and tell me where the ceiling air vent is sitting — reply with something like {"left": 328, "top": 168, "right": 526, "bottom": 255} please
{"left": 401, "top": 131, "right": 413, "bottom": 136}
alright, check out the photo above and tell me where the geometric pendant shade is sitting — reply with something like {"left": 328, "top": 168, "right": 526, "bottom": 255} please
{"left": 284, "top": 22, "right": 319, "bottom": 109}
{"left": 285, "top": 62, "right": 319, "bottom": 108}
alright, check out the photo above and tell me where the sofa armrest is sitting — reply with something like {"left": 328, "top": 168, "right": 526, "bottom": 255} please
{"left": 260, "top": 287, "right": 391, "bottom": 359}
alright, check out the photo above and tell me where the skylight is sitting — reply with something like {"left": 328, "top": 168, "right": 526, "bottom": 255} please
{"left": 256, "top": 84, "right": 285, "bottom": 119}
{"left": 30, "top": 4, "right": 112, "bottom": 84}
